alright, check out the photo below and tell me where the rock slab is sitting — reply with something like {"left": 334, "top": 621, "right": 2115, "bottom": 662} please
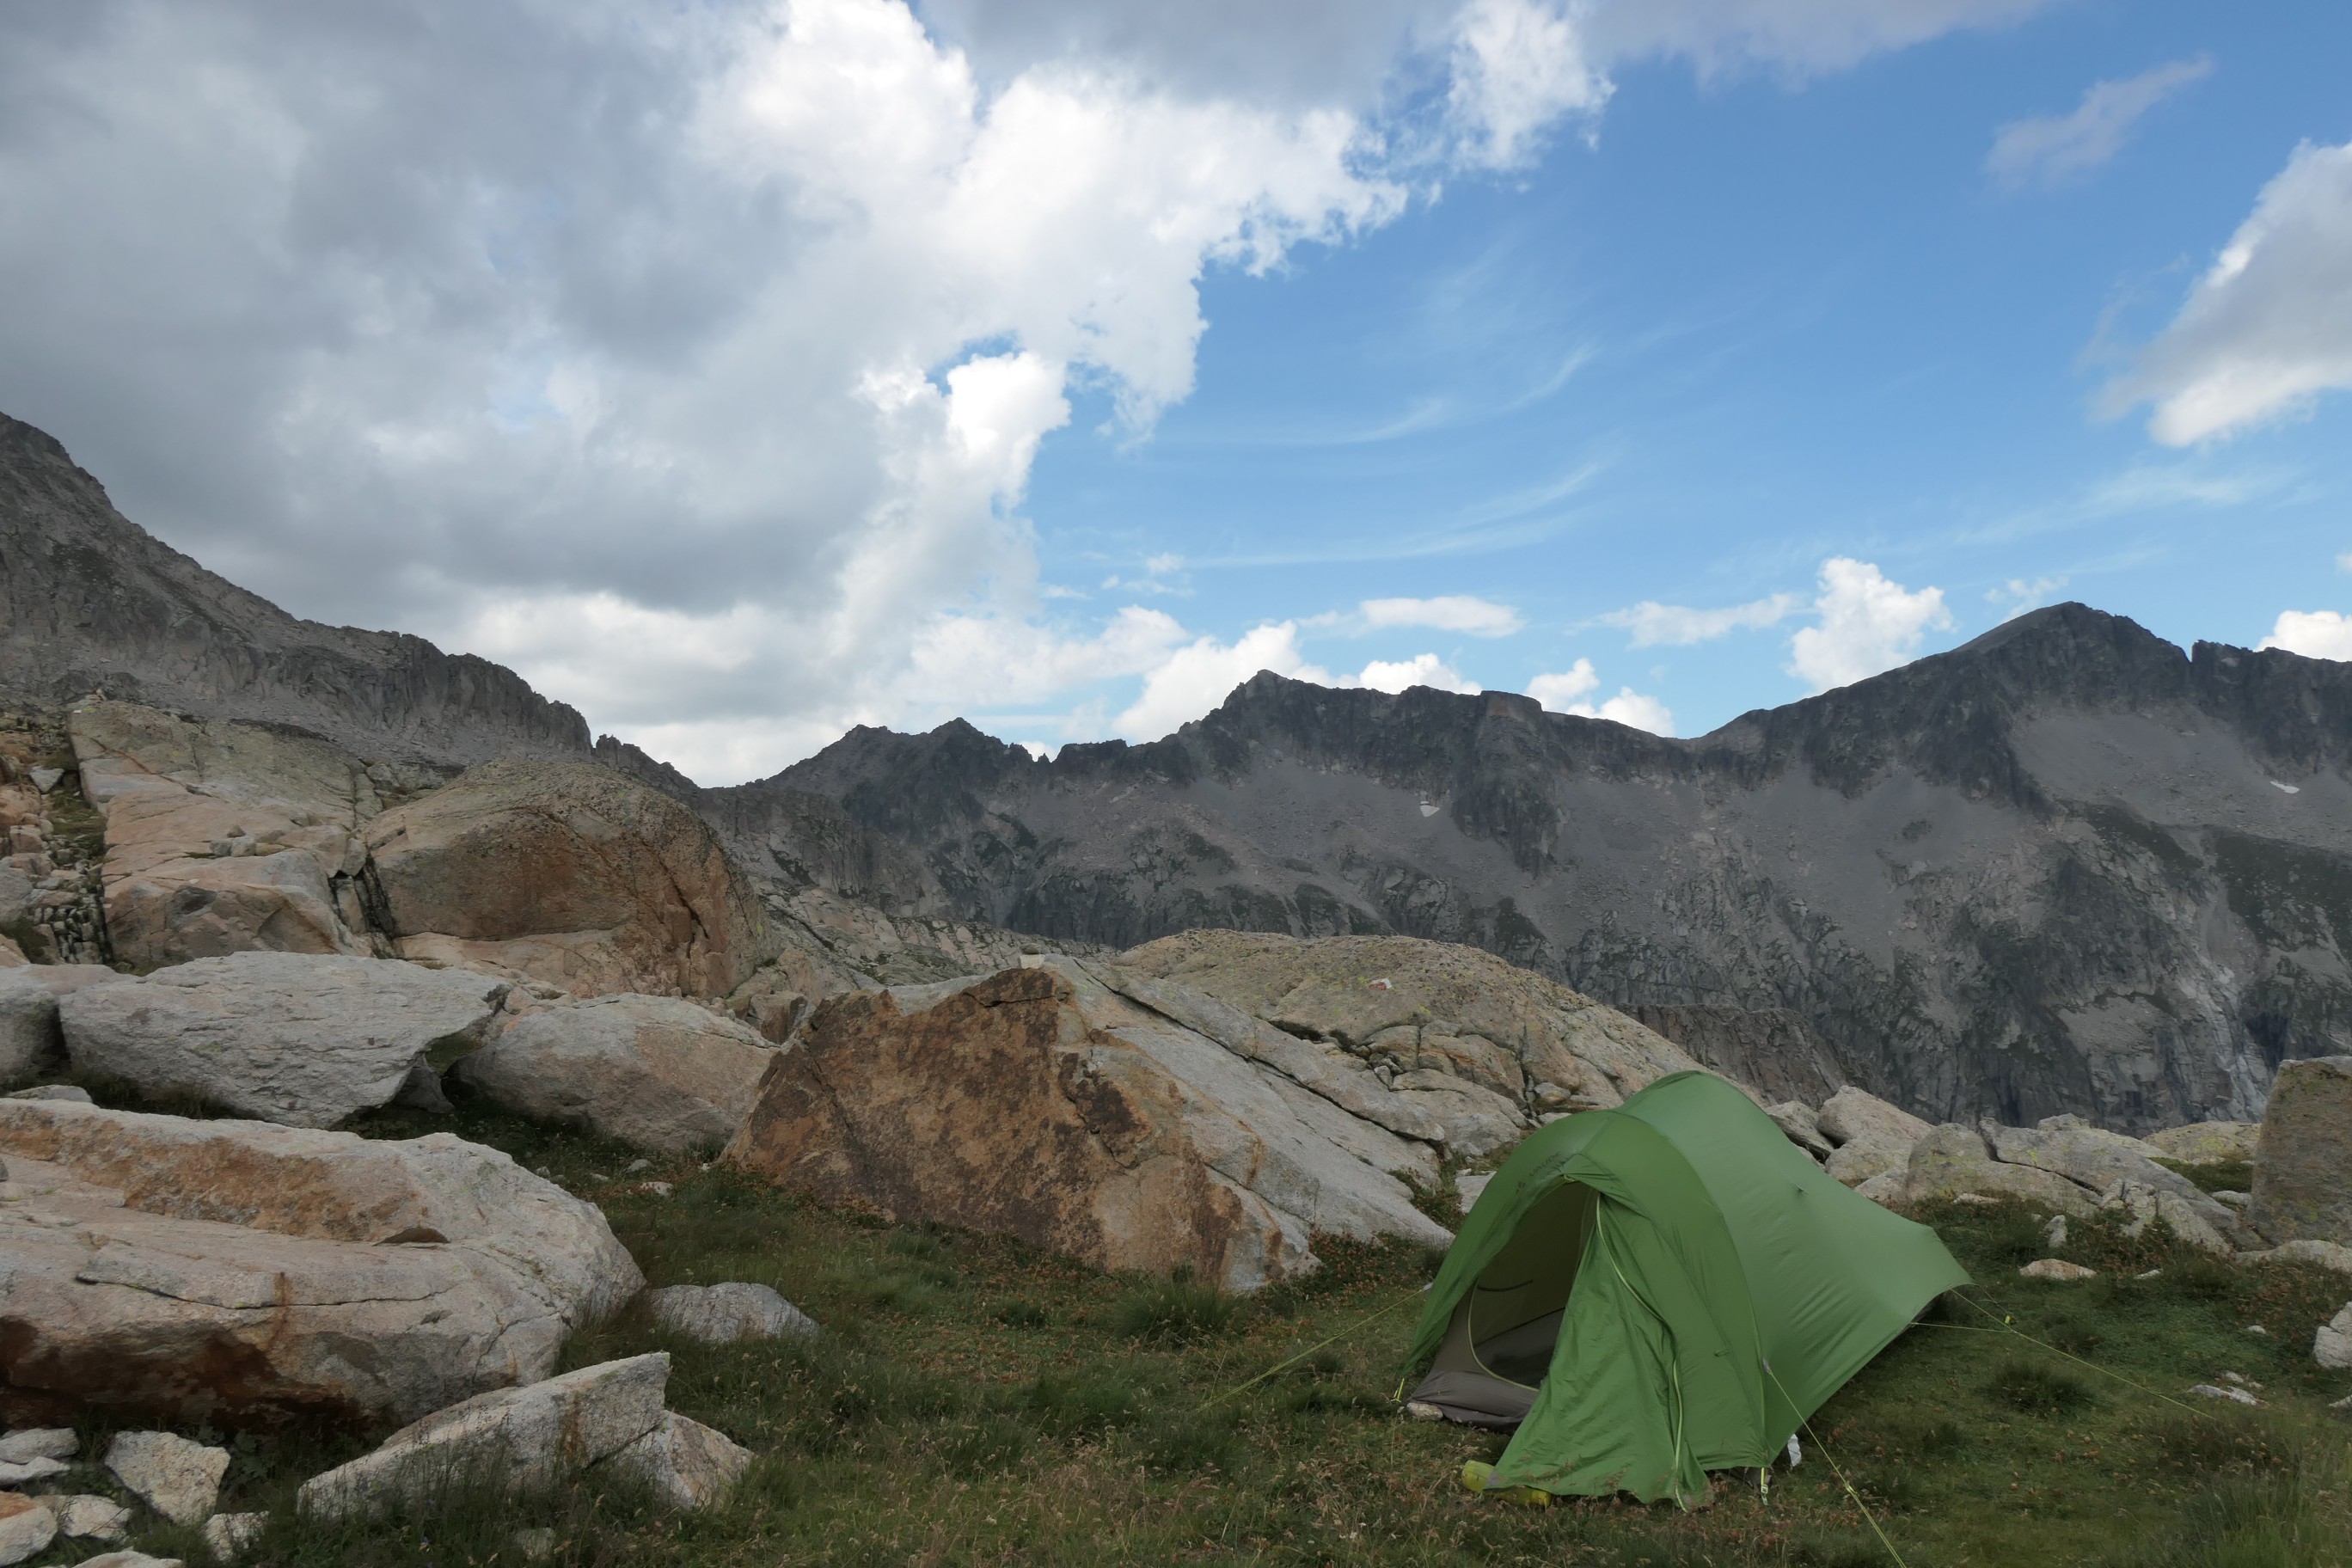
{"left": 2246, "top": 1057, "right": 2352, "bottom": 1247}
{"left": 0, "top": 1494, "right": 55, "bottom": 1568}
{"left": 105, "top": 1430, "right": 229, "bottom": 1525}
{"left": 455, "top": 995, "right": 775, "bottom": 1154}
{"left": 0, "top": 1099, "right": 640, "bottom": 1426}
{"left": 58, "top": 952, "right": 510, "bottom": 1128}
{"left": 726, "top": 962, "right": 1453, "bottom": 1289}
{"left": 1817, "top": 1087, "right": 1933, "bottom": 1185}
{"left": 646, "top": 1283, "right": 817, "bottom": 1344}
{"left": 298, "top": 1354, "right": 670, "bottom": 1522}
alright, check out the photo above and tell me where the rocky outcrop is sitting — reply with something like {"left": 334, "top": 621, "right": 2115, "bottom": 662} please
{"left": 1113, "top": 930, "right": 1704, "bottom": 1122}
{"left": 64, "top": 701, "right": 445, "bottom": 971}
{"left": 2245, "top": 1056, "right": 2352, "bottom": 1246}
{"left": 57, "top": 952, "right": 511, "bottom": 1128}
{"left": 726, "top": 960, "right": 1455, "bottom": 1289}
{"left": 1887, "top": 1119, "right": 2245, "bottom": 1250}
{"left": 453, "top": 995, "right": 776, "bottom": 1154}
{"left": 0, "top": 1099, "right": 641, "bottom": 1426}
{"left": 2143, "top": 1120, "right": 2262, "bottom": 1164}
{"left": 770, "top": 606, "right": 2352, "bottom": 1134}
{"left": 362, "top": 760, "right": 773, "bottom": 1000}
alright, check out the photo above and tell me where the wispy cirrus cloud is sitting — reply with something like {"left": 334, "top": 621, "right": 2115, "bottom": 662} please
{"left": 1987, "top": 57, "right": 2211, "bottom": 191}
{"left": 1599, "top": 591, "right": 1802, "bottom": 646}
{"left": 1359, "top": 595, "right": 1525, "bottom": 636}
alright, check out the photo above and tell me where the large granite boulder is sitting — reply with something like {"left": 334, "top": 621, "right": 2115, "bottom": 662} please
{"left": 58, "top": 952, "right": 511, "bottom": 1128}
{"left": 1983, "top": 1121, "right": 2240, "bottom": 1240}
{"left": 726, "top": 960, "right": 1453, "bottom": 1290}
{"left": 1901, "top": 1124, "right": 2101, "bottom": 1215}
{"left": 362, "top": 759, "right": 772, "bottom": 1000}
{"left": 453, "top": 995, "right": 776, "bottom": 1154}
{"left": 1113, "top": 930, "right": 1704, "bottom": 1123}
{"left": 1816, "top": 1087, "right": 1933, "bottom": 1185}
{"left": 1, "top": 965, "right": 122, "bottom": 1090}
{"left": 2246, "top": 1056, "right": 2352, "bottom": 1246}
{"left": 0, "top": 1099, "right": 641, "bottom": 1426}
{"left": 64, "top": 701, "right": 432, "bottom": 971}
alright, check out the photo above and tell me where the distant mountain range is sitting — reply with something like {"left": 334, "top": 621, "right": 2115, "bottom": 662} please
{"left": 8, "top": 409, "right": 2348, "bottom": 1129}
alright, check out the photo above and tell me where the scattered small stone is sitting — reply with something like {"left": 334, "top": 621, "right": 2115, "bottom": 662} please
{"left": 49, "top": 1494, "right": 131, "bottom": 1540}
{"left": 2219, "top": 1371, "right": 2262, "bottom": 1389}
{"left": 105, "top": 1430, "right": 230, "bottom": 1525}
{"left": 26, "top": 769, "right": 62, "bottom": 794}
{"left": 2187, "top": 1383, "right": 2260, "bottom": 1406}
{"left": 1953, "top": 1192, "right": 1998, "bottom": 1206}
{"left": 1403, "top": 1401, "right": 1443, "bottom": 1422}
{"left": 2213, "top": 1190, "right": 2251, "bottom": 1210}
{"left": 2246, "top": 1324, "right": 2269, "bottom": 1337}
{"left": 77, "top": 1553, "right": 186, "bottom": 1568}
{"left": 643, "top": 1180, "right": 673, "bottom": 1197}
{"left": 624, "top": 1158, "right": 652, "bottom": 1174}
{"left": 201, "top": 1511, "right": 269, "bottom": 1562}
{"left": 2135, "top": 1268, "right": 2162, "bottom": 1280}
{"left": 2018, "top": 1259, "right": 2097, "bottom": 1282}
{"left": 511, "top": 1527, "right": 557, "bottom": 1559}
{"left": 0, "top": 1430, "right": 74, "bottom": 1465}
{"left": 2042, "top": 1214, "right": 2067, "bottom": 1249}
{"left": 535, "top": 1166, "right": 553, "bottom": 1178}
{"left": 0, "top": 1459, "right": 65, "bottom": 1486}
{"left": 0, "top": 1492, "right": 58, "bottom": 1568}
{"left": 588, "top": 1170, "right": 610, "bottom": 1183}
{"left": 2332, "top": 1392, "right": 2352, "bottom": 1412}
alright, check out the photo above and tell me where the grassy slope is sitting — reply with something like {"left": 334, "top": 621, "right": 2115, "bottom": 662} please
{"left": 28, "top": 1099, "right": 2352, "bottom": 1568}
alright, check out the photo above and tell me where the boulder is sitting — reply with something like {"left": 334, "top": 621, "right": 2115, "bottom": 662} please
{"left": 726, "top": 961, "right": 1454, "bottom": 1290}
{"left": 2143, "top": 1120, "right": 2262, "bottom": 1165}
{"left": 0, "top": 1460, "right": 60, "bottom": 1488}
{"left": 646, "top": 1283, "right": 817, "bottom": 1344}
{"left": 105, "top": 1430, "right": 227, "bottom": 1525}
{"left": 65, "top": 701, "right": 403, "bottom": 971}
{"left": 57, "top": 952, "right": 510, "bottom": 1127}
{"left": 2019, "top": 1259, "right": 2097, "bottom": 1282}
{"left": 0, "top": 1431, "right": 72, "bottom": 1464}
{"left": 2245, "top": 1057, "right": 2352, "bottom": 1247}
{"left": 1902, "top": 1124, "right": 2099, "bottom": 1215}
{"left": 2316, "top": 1304, "right": 2352, "bottom": 1370}
{"left": 77, "top": 1553, "right": 184, "bottom": 1568}
{"left": 0, "top": 1099, "right": 641, "bottom": 1426}
{"left": 1113, "top": 930, "right": 1706, "bottom": 1118}
{"left": 2242, "top": 1238, "right": 2352, "bottom": 1274}
{"left": 46, "top": 1494, "right": 130, "bottom": 1541}
{"left": 1985, "top": 1123, "right": 2242, "bottom": 1242}
{"left": 1763, "top": 1101, "right": 1832, "bottom": 1161}
{"left": 361, "top": 760, "right": 773, "bottom": 1000}
{"left": 0, "top": 965, "right": 123, "bottom": 1090}
{"left": 0, "top": 1494, "right": 55, "bottom": 1567}
{"left": 297, "top": 1355, "right": 670, "bottom": 1522}
{"left": 201, "top": 1512, "right": 267, "bottom": 1561}
{"left": 1816, "top": 1087, "right": 1932, "bottom": 1185}
{"left": 453, "top": 995, "right": 775, "bottom": 1154}
{"left": 601, "top": 1412, "right": 751, "bottom": 1510}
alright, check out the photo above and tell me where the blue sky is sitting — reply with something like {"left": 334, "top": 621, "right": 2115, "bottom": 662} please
{"left": 1, "top": 0, "right": 2347, "bottom": 780}
{"left": 999, "top": 0, "right": 2352, "bottom": 748}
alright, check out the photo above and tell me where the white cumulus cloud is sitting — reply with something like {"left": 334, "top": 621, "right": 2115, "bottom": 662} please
{"left": 1985, "top": 57, "right": 2210, "bottom": 190}
{"left": 2260, "top": 609, "right": 2352, "bottom": 662}
{"left": 1356, "top": 652, "right": 1480, "bottom": 694}
{"left": 1600, "top": 591, "right": 1801, "bottom": 646}
{"left": 2103, "top": 138, "right": 2352, "bottom": 446}
{"left": 1359, "top": 595, "right": 1525, "bottom": 635}
{"left": 1527, "top": 659, "right": 1671, "bottom": 733}
{"left": 1112, "top": 622, "right": 1334, "bottom": 739}
{"left": 1786, "top": 558, "right": 1954, "bottom": 692}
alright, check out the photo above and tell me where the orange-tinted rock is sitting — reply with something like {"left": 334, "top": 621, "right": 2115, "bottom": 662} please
{"left": 362, "top": 760, "right": 771, "bottom": 999}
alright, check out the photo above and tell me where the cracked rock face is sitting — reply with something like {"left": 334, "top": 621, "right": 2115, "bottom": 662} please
{"left": 56, "top": 952, "right": 511, "bottom": 1129}
{"left": 0, "top": 1099, "right": 641, "bottom": 1427}
{"left": 725, "top": 960, "right": 1455, "bottom": 1290}
{"left": 362, "top": 759, "right": 773, "bottom": 1001}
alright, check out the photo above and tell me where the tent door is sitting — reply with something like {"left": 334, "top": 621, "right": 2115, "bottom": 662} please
{"left": 1407, "top": 1180, "right": 1597, "bottom": 1427}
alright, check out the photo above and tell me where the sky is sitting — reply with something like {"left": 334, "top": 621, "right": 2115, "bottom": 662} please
{"left": 0, "top": 1, "right": 2347, "bottom": 784}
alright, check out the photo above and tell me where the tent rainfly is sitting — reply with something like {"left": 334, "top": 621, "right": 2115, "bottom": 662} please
{"left": 1406, "top": 1071, "right": 1969, "bottom": 1504}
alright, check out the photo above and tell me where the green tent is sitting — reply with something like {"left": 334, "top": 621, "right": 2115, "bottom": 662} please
{"left": 1405, "top": 1071, "right": 1968, "bottom": 1504}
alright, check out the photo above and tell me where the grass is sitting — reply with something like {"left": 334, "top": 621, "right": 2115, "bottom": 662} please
{"left": 21, "top": 1099, "right": 2352, "bottom": 1567}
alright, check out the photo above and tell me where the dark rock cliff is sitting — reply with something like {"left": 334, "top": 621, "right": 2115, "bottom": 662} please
{"left": 766, "top": 608, "right": 2352, "bottom": 1130}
